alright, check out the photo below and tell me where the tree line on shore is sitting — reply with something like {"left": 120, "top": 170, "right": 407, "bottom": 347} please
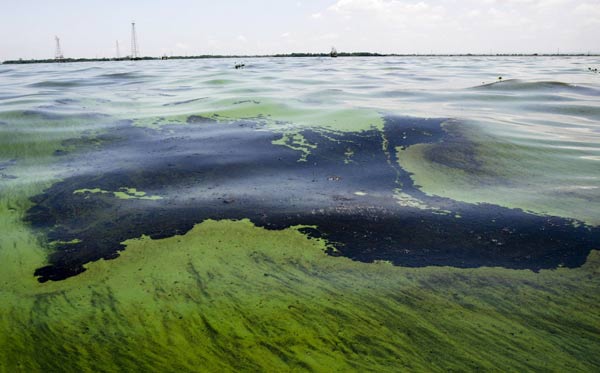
{"left": 3, "top": 52, "right": 598, "bottom": 64}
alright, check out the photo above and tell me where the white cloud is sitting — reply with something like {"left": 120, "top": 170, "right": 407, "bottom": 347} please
{"left": 316, "top": 33, "right": 339, "bottom": 41}
{"left": 311, "top": 12, "right": 323, "bottom": 19}
{"left": 175, "top": 42, "right": 189, "bottom": 50}
{"left": 329, "top": 0, "right": 445, "bottom": 24}
{"left": 330, "top": 0, "right": 386, "bottom": 12}
{"left": 467, "top": 10, "right": 481, "bottom": 18}
{"left": 574, "top": 2, "right": 600, "bottom": 25}
{"left": 330, "top": 0, "right": 435, "bottom": 14}
{"left": 319, "top": 0, "right": 599, "bottom": 53}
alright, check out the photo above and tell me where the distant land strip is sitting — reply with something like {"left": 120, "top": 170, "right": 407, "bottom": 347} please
{"left": 3, "top": 52, "right": 600, "bottom": 64}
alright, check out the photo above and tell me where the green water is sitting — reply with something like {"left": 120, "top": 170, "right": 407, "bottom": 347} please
{"left": 1, "top": 57, "right": 599, "bottom": 371}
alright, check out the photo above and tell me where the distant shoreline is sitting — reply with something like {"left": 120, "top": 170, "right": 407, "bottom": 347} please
{"left": 3, "top": 53, "right": 599, "bottom": 65}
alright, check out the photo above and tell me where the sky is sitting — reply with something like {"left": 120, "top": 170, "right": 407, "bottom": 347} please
{"left": 1, "top": 0, "right": 599, "bottom": 60}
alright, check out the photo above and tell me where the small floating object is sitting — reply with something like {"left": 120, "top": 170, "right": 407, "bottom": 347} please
{"left": 330, "top": 47, "right": 338, "bottom": 58}
{"left": 498, "top": 76, "right": 503, "bottom": 80}
{"left": 234, "top": 63, "right": 245, "bottom": 69}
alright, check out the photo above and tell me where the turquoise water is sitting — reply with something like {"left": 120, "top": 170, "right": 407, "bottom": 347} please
{"left": 1, "top": 57, "right": 600, "bottom": 371}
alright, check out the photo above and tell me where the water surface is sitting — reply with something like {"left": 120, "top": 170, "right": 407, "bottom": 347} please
{"left": 1, "top": 57, "right": 599, "bottom": 371}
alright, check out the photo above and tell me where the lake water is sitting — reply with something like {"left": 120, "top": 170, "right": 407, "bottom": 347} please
{"left": 1, "top": 57, "right": 599, "bottom": 371}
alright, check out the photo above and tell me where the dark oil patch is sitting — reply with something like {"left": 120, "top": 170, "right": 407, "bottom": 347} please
{"left": 422, "top": 120, "right": 483, "bottom": 172}
{"left": 25, "top": 117, "right": 600, "bottom": 282}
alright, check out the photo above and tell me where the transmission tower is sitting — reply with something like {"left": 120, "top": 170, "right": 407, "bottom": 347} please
{"left": 54, "top": 36, "right": 64, "bottom": 60}
{"left": 116, "top": 40, "right": 121, "bottom": 59}
{"left": 130, "top": 22, "right": 139, "bottom": 59}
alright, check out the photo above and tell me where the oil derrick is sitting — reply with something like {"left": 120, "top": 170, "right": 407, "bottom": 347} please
{"left": 54, "top": 36, "right": 64, "bottom": 60}
{"left": 131, "top": 22, "right": 139, "bottom": 59}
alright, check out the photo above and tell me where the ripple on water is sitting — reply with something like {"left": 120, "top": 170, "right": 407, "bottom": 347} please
{"left": 473, "top": 79, "right": 600, "bottom": 96}
{"left": 29, "top": 79, "right": 113, "bottom": 88}
{"left": 2, "top": 57, "right": 600, "bottom": 371}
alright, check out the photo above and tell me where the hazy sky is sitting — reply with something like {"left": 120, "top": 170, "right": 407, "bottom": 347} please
{"left": 1, "top": 0, "right": 599, "bottom": 60}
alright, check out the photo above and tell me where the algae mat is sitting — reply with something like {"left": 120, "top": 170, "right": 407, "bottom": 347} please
{"left": 24, "top": 116, "right": 599, "bottom": 281}
{"left": 0, "top": 110, "right": 599, "bottom": 372}
{"left": 1, "top": 219, "right": 600, "bottom": 372}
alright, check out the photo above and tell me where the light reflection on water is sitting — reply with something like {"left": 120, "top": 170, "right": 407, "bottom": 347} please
{"left": 1, "top": 56, "right": 599, "bottom": 223}
{"left": 2, "top": 57, "right": 599, "bottom": 127}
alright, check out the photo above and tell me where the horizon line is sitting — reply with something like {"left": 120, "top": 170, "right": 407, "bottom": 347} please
{"left": 4, "top": 52, "right": 600, "bottom": 65}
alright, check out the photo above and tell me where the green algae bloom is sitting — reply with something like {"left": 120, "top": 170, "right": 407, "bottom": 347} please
{"left": 74, "top": 187, "right": 163, "bottom": 201}
{"left": 3, "top": 56, "right": 600, "bottom": 372}
{"left": 396, "top": 120, "right": 600, "bottom": 226}
{"left": 272, "top": 132, "right": 317, "bottom": 162}
{"left": 2, "top": 217, "right": 600, "bottom": 371}
{"left": 132, "top": 98, "right": 384, "bottom": 133}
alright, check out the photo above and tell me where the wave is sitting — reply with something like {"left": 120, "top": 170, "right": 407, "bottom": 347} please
{"left": 0, "top": 93, "right": 39, "bottom": 101}
{"left": 29, "top": 80, "right": 83, "bottom": 88}
{"left": 203, "top": 79, "right": 236, "bottom": 85}
{"left": 472, "top": 79, "right": 600, "bottom": 96}
{"left": 522, "top": 104, "right": 600, "bottom": 118}
{"left": 29, "top": 71, "right": 151, "bottom": 88}
{"left": 162, "top": 97, "right": 208, "bottom": 106}
{"left": 29, "top": 79, "right": 112, "bottom": 88}
{"left": 70, "top": 67, "right": 103, "bottom": 73}
{"left": 18, "top": 109, "right": 109, "bottom": 121}
{"left": 96, "top": 72, "right": 149, "bottom": 80}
